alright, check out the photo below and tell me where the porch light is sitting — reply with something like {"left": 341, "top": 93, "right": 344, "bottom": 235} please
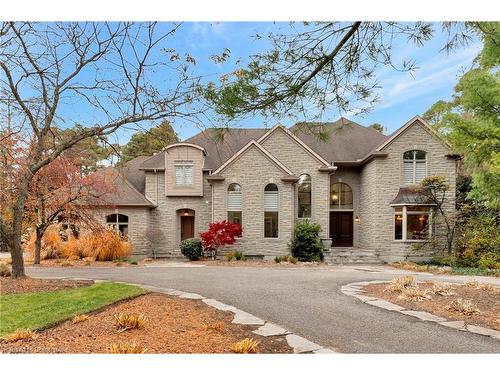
{"left": 183, "top": 210, "right": 189, "bottom": 216}
{"left": 331, "top": 193, "right": 338, "bottom": 201}
{"left": 355, "top": 216, "right": 360, "bottom": 223}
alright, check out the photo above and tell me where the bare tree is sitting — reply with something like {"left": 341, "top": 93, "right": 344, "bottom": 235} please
{"left": 0, "top": 22, "right": 207, "bottom": 277}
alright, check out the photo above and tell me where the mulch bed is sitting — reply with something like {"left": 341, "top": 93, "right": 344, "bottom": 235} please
{"left": 0, "top": 293, "right": 292, "bottom": 354}
{"left": 0, "top": 277, "right": 93, "bottom": 295}
{"left": 25, "top": 259, "right": 140, "bottom": 268}
{"left": 193, "top": 260, "right": 326, "bottom": 268}
{"left": 363, "top": 281, "right": 500, "bottom": 331}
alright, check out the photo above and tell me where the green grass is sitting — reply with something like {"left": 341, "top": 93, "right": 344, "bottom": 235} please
{"left": 449, "top": 267, "right": 499, "bottom": 276}
{"left": 0, "top": 282, "right": 145, "bottom": 336}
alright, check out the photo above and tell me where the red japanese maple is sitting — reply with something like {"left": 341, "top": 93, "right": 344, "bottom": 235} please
{"left": 200, "top": 220, "right": 242, "bottom": 258}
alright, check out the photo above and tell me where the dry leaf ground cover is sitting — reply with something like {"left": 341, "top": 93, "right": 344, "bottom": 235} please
{"left": 363, "top": 280, "right": 500, "bottom": 331}
{"left": 0, "top": 292, "right": 292, "bottom": 353}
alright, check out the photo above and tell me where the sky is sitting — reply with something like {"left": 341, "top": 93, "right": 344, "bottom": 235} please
{"left": 2, "top": 22, "right": 482, "bottom": 145}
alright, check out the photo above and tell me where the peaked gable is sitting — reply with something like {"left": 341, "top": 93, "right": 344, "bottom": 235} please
{"left": 376, "top": 116, "right": 451, "bottom": 152}
{"left": 213, "top": 140, "right": 294, "bottom": 175}
{"left": 258, "top": 124, "right": 332, "bottom": 166}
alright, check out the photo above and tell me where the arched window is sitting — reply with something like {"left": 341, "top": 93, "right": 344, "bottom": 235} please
{"left": 298, "top": 174, "right": 311, "bottom": 218}
{"left": 330, "top": 182, "right": 353, "bottom": 210}
{"left": 264, "top": 183, "right": 279, "bottom": 238}
{"left": 106, "top": 214, "right": 129, "bottom": 237}
{"left": 227, "top": 183, "right": 242, "bottom": 225}
{"left": 403, "top": 150, "right": 427, "bottom": 184}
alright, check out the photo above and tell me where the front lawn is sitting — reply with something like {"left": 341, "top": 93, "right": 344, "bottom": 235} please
{"left": 0, "top": 282, "right": 145, "bottom": 336}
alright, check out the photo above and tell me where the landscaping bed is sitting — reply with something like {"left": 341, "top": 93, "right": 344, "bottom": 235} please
{"left": 194, "top": 259, "right": 326, "bottom": 268}
{"left": 390, "top": 261, "right": 500, "bottom": 277}
{"left": 363, "top": 279, "right": 500, "bottom": 331}
{"left": 0, "top": 292, "right": 292, "bottom": 354}
{"left": 0, "top": 277, "right": 93, "bottom": 294}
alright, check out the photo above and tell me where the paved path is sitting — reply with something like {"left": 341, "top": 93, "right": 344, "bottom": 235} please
{"left": 27, "top": 264, "right": 500, "bottom": 353}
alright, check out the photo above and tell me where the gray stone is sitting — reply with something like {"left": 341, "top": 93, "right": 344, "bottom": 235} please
{"left": 252, "top": 323, "right": 289, "bottom": 337}
{"left": 202, "top": 299, "right": 237, "bottom": 312}
{"left": 438, "top": 321, "right": 466, "bottom": 330}
{"left": 365, "top": 299, "right": 405, "bottom": 311}
{"left": 286, "top": 334, "right": 323, "bottom": 354}
{"left": 232, "top": 310, "right": 265, "bottom": 325}
{"left": 466, "top": 325, "right": 500, "bottom": 340}
{"left": 341, "top": 289, "right": 359, "bottom": 296}
{"left": 353, "top": 294, "right": 377, "bottom": 302}
{"left": 400, "top": 310, "right": 446, "bottom": 322}
{"left": 178, "top": 292, "right": 204, "bottom": 300}
{"left": 313, "top": 348, "right": 337, "bottom": 354}
{"left": 164, "top": 290, "right": 184, "bottom": 296}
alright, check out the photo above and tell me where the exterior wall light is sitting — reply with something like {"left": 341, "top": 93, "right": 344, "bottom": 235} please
{"left": 355, "top": 215, "right": 360, "bottom": 223}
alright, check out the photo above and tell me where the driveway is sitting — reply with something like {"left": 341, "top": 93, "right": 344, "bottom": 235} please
{"left": 27, "top": 264, "right": 500, "bottom": 353}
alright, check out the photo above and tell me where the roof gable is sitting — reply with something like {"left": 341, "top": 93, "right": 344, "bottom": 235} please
{"left": 257, "top": 124, "right": 332, "bottom": 166}
{"left": 376, "top": 116, "right": 451, "bottom": 152}
{"left": 213, "top": 140, "right": 294, "bottom": 175}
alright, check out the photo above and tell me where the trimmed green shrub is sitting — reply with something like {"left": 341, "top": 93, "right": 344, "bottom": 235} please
{"left": 225, "top": 252, "right": 235, "bottom": 261}
{"left": 290, "top": 220, "right": 324, "bottom": 262}
{"left": 234, "top": 251, "right": 245, "bottom": 261}
{"left": 289, "top": 256, "right": 298, "bottom": 264}
{"left": 274, "top": 256, "right": 282, "bottom": 263}
{"left": 180, "top": 238, "right": 203, "bottom": 261}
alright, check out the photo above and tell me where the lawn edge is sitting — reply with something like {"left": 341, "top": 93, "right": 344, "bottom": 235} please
{"left": 341, "top": 280, "right": 500, "bottom": 341}
{"left": 32, "top": 276, "right": 337, "bottom": 354}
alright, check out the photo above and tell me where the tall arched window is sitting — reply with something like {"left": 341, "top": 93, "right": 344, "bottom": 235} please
{"left": 403, "top": 150, "right": 427, "bottom": 184}
{"left": 298, "top": 174, "right": 311, "bottom": 218}
{"left": 264, "top": 183, "right": 279, "bottom": 238}
{"left": 227, "top": 183, "right": 242, "bottom": 224}
{"left": 106, "top": 214, "right": 129, "bottom": 237}
{"left": 330, "top": 182, "right": 353, "bottom": 210}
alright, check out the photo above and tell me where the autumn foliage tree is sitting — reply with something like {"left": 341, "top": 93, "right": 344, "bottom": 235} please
{"left": 200, "top": 220, "right": 242, "bottom": 259}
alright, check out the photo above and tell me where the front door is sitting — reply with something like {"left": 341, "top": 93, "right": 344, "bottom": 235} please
{"left": 329, "top": 211, "right": 353, "bottom": 247}
{"left": 180, "top": 216, "right": 195, "bottom": 241}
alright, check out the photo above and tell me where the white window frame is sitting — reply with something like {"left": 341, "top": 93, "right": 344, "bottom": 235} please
{"left": 297, "top": 174, "right": 312, "bottom": 219}
{"left": 403, "top": 150, "right": 427, "bottom": 185}
{"left": 174, "top": 162, "right": 194, "bottom": 186}
{"left": 393, "top": 205, "right": 433, "bottom": 242}
{"left": 264, "top": 184, "right": 279, "bottom": 238}
{"left": 106, "top": 214, "right": 129, "bottom": 238}
{"left": 227, "top": 183, "right": 243, "bottom": 234}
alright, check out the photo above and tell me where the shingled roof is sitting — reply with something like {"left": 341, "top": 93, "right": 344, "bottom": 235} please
{"left": 138, "top": 118, "right": 388, "bottom": 171}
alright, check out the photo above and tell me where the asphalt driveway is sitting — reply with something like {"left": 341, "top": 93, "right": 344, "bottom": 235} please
{"left": 27, "top": 264, "right": 500, "bottom": 353}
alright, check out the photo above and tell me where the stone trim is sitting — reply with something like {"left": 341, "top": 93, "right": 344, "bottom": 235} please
{"left": 341, "top": 280, "right": 500, "bottom": 341}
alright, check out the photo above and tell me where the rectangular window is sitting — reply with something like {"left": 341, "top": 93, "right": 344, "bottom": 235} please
{"left": 228, "top": 211, "right": 242, "bottom": 225}
{"left": 394, "top": 206, "right": 431, "bottom": 241}
{"left": 264, "top": 212, "right": 278, "bottom": 238}
{"left": 174, "top": 163, "right": 193, "bottom": 186}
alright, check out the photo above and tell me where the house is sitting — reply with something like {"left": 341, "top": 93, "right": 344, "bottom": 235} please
{"left": 89, "top": 116, "right": 458, "bottom": 263}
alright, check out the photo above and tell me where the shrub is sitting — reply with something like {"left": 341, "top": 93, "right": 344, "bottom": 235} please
{"left": 384, "top": 276, "right": 416, "bottom": 292}
{"left": 457, "top": 212, "right": 500, "bottom": 258}
{"left": 108, "top": 342, "right": 146, "bottom": 354}
{"left": 478, "top": 252, "right": 500, "bottom": 269}
{"left": 200, "top": 220, "right": 242, "bottom": 258}
{"left": 234, "top": 251, "right": 245, "bottom": 261}
{"left": 0, "top": 262, "right": 11, "bottom": 277}
{"left": 289, "top": 220, "right": 324, "bottom": 262}
{"left": 447, "top": 299, "right": 480, "bottom": 315}
{"left": 72, "top": 314, "right": 89, "bottom": 324}
{"left": 274, "top": 256, "right": 282, "bottom": 263}
{"left": 3, "top": 328, "right": 36, "bottom": 342}
{"left": 225, "top": 252, "right": 235, "bottom": 261}
{"left": 114, "top": 313, "right": 148, "bottom": 332}
{"left": 289, "top": 256, "right": 298, "bottom": 264}
{"left": 230, "top": 338, "right": 259, "bottom": 354}
{"left": 128, "top": 260, "right": 138, "bottom": 265}
{"left": 180, "top": 238, "right": 203, "bottom": 261}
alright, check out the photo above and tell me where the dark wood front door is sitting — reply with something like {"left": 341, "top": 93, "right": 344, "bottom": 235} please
{"left": 330, "top": 211, "right": 353, "bottom": 247}
{"left": 180, "top": 216, "right": 195, "bottom": 241}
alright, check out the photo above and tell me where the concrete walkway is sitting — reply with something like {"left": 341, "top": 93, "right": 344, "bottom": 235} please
{"left": 26, "top": 264, "right": 500, "bottom": 353}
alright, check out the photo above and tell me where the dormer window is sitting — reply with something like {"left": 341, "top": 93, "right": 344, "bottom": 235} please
{"left": 403, "top": 150, "right": 427, "bottom": 184}
{"left": 174, "top": 161, "right": 193, "bottom": 186}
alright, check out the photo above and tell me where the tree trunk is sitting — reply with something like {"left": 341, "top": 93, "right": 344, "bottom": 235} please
{"left": 9, "top": 231, "right": 25, "bottom": 278}
{"left": 34, "top": 228, "right": 43, "bottom": 265}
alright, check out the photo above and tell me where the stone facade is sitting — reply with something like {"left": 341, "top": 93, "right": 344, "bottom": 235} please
{"left": 91, "top": 117, "right": 458, "bottom": 262}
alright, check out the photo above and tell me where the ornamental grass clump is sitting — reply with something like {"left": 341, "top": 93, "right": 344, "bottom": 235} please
{"left": 384, "top": 276, "right": 416, "bottom": 292}
{"left": 72, "top": 314, "right": 89, "bottom": 324}
{"left": 3, "top": 329, "right": 36, "bottom": 342}
{"left": 25, "top": 225, "right": 63, "bottom": 260}
{"left": 398, "top": 287, "right": 432, "bottom": 302}
{"left": 0, "top": 262, "right": 11, "bottom": 277}
{"left": 429, "top": 281, "right": 456, "bottom": 296}
{"left": 62, "top": 229, "right": 131, "bottom": 261}
{"left": 108, "top": 342, "right": 146, "bottom": 354}
{"left": 114, "top": 313, "right": 148, "bottom": 332}
{"left": 447, "top": 298, "right": 481, "bottom": 316}
{"left": 203, "top": 321, "right": 225, "bottom": 332}
{"left": 230, "top": 338, "right": 259, "bottom": 354}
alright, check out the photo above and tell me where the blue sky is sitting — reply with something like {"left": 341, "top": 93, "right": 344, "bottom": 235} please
{"left": 46, "top": 22, "right": 482, "bottom": 145}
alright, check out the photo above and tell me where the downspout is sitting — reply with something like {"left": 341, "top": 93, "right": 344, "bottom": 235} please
{"left": 152, "top": 168, "right": 158, "bottom": 259}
